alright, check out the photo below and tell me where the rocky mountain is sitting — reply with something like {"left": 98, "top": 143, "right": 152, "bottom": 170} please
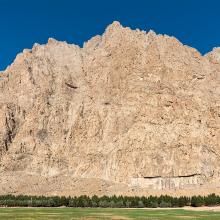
{"left": 0, "top": 22, "right": 219, "bottom": 196}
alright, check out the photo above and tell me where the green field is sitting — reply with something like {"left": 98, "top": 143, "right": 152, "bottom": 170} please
{"left": 0, "top": 208, "right": 220, "bottom": 220}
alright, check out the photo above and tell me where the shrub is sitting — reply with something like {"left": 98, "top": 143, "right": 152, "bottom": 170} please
{"left": 0, "top": 194, "right": 219, "bottom": 208}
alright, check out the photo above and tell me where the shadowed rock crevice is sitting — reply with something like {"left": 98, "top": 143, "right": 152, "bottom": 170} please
{"left": 143, "top": 173, "right": 202, "bottom": 179}
{"left": 4, "top": 107, "right": 17, "bottom": 151}
{"left": 65, "top": 82, "right": 78, "bottom": 89}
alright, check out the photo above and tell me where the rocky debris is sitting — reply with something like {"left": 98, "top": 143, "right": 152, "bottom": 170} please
{"left": 0, "top": 21, "right": 219, "bottom": 196}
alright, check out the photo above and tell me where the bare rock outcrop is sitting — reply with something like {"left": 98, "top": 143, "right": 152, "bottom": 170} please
{"left": 0, "top": 21, "right": 219, "bottom": 196}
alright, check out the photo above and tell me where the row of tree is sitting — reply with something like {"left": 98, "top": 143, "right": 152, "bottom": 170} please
{"left": 0, "top": 194, "right": 219, "bottom": 208}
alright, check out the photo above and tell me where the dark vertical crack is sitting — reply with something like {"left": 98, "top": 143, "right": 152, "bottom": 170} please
{"left": 4, "top": 106, "right": 17, "bottom": 151}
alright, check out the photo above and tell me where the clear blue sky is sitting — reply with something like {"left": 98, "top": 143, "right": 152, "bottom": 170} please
{"left": 0, "top": 0, "right": 220, "bottom": 70}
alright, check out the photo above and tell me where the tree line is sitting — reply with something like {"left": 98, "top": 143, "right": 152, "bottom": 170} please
{"left": 0, "top": 194, "right": 219, "bottom": 208}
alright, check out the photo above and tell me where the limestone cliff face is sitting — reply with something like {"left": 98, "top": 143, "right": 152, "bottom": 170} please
{"left": 0, "top": 22, "right": 220, "bottom": 196}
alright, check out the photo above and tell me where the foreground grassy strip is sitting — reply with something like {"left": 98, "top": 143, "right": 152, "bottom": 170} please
{"left": 0, "top": 208, "right": 220, "bottom": 220}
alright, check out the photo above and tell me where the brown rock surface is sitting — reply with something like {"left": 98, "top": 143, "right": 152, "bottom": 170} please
{"left": 0, "top": 21, "right": 220, "bottom": 196}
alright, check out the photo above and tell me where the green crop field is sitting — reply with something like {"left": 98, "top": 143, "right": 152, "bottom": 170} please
{"left": 0, "top": 208, "right": 220, "bottom": 220}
